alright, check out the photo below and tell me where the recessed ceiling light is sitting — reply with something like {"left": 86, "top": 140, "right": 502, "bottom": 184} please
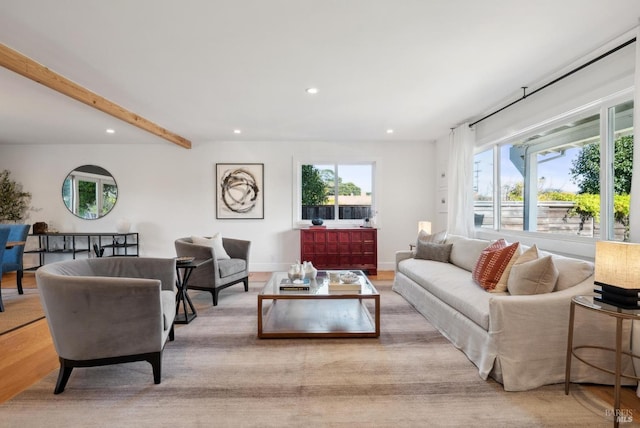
{"left": 306, "top": 87, "right": 319, "bottom": 95}
{"left": 233, "top": 129, "right": 242, "bottom": 134}
{"left": 106, "top": 128, "right": 115, "bottom": 134}
{"left": 386, "top": 129, "right": 394, "bottom": 134}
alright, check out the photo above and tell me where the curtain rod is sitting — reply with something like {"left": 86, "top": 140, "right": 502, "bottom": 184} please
{"left": 469, "top": 37, "right": 637, "bottom": 128}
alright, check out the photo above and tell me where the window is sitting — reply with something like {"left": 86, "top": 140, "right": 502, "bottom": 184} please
{"left": 473, "top": 99, "right": 633, "bottom": 241}
{"left": 297, "top": 161, "right": 376, "bottom": 226}
{"left": 473, "top": 149, "right": 493, "bottom": 229}
{"left": 608, "top": 101, "right": 633, "bottom": 241}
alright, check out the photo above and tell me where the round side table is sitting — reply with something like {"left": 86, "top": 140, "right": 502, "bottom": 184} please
{"left": 565, "top": 295, "right": 640, "bottom": 427}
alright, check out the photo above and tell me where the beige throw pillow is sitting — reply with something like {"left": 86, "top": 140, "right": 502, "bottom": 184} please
{"left": 515, "top": 244, "right": 539, "bottom": 264}
{"left": 493, "top": 242, "right": 522, "bottom": 293}
{"left": 191, "top": 233, "right": 231, "bottom": 260}
{"left": 417, "top": 229, "right": 448, "bottom": 245}
{"left": 507, "top": 245, "right": 558, "bottom": 295}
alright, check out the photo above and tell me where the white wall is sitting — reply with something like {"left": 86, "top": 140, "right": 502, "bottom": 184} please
{"left": 434, "top": 133, "right": 449, "bottom": 232}
{"left": 0, "top": 139, "right": 435, "bottom": 271}
{"left": 474, "top": 31, "right": 636, "bottom": 147}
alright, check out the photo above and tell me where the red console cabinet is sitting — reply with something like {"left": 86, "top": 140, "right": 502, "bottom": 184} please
{"left": 300, "top": 228, "right": 377, "bottom": 275}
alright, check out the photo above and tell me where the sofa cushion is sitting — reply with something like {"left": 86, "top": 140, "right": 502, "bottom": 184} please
{"left": 218, "top": 259, "right": 246, "bottom": 278}
{"left": 191, "top": 233, "right": 230, "bottom": 260}
{"left": 415, "top": 242, "right": 453, "bottom": 263}
{"left": 472, "top": 239, "right": 520, "bottom": 292}
{"left": 446, "top": 235, "right": 491, "bottom": 272}
{"left": 537, "top": 250, "right": 594, "bottom": 291}
{"left": 398, "top": 258, "right": 496, "bottom": 330}
{"left": 508, "top": 245, "right": 559, "bottom": 295}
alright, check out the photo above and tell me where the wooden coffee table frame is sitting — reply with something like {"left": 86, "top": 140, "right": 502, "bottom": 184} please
{"left": 257, "top": 271, "right": 380, "bottom": 339}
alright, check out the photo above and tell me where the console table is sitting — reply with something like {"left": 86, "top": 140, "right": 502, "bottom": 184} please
{"left": 25, "top": 232, "right": 139, "bottom": 269}
{"left": 300, "top": 227, "right": 377, "bottom": 275}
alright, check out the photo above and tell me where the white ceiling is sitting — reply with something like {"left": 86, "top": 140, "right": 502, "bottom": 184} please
{"left": 0, "top": 0, "right": 639, "bottom": 148}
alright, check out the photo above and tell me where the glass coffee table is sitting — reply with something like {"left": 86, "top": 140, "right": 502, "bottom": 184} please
{"left": 257, "top": 270, "right": 380, "bottom": 338}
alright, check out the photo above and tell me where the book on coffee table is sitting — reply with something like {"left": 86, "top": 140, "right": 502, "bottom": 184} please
{"left": 328, "top": 282, "right": 361, "bottom": 291}
{"left": 279, "top": 278, "right": 310, "bottom": 291}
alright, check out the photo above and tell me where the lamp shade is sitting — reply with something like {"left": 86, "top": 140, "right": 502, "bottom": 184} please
{"left": 418, "top": 221, "right": 432, "bottom": 235}
{"left": 595, "top": 241, "right": 640, "bottom": 290}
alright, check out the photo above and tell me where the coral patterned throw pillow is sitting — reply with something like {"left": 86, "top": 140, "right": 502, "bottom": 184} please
{"left": 472, "top": 239, "right": 520, "bottom": 292}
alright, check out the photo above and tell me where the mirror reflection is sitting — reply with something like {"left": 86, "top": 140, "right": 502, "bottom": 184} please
{"left": 62, "top": 165, "right": 118, "bottom": 219}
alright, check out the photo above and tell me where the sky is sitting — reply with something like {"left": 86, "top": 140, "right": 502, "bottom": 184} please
{"left": 474, "top": 145, "right": 581, "bottom": 199}
{"left": 314, "top": 164, "right": 373, "bottom": 194}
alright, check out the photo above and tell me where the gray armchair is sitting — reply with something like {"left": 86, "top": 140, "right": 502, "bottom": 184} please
{"left": 175, "top": 237, "right": 250, "bottom": 306}
{"left": 35, "top": 257, "right": 177, "bottom": 394}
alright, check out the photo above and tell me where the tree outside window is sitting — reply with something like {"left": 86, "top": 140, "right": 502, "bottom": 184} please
{"left": 300, "top": 163, "right": 373, "bottom": 222}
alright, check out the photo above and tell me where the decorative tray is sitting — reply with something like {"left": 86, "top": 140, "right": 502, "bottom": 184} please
{"left": 176, "top": 256, "right": 195, "bottom": 264}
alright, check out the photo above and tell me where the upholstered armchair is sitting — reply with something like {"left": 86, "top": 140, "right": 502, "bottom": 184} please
{"left": 36, "top": 257, "right": 177, "bottom": 394}
{"left": 175, "top": 236, "right": 250, "bottom": 306}
{"left": 0, "top": 224, "right": 30, "bottom": 294}
{"left": 0, "top": 227, "right": 10, "bottom": 312}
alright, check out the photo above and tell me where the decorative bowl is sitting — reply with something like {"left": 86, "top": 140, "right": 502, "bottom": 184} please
{"left": 339, "top": 272, "right": 359, "bottom": 284}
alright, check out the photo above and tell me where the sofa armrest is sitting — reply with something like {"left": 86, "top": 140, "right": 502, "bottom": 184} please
{"left": 489, "top": 278, "right": 593, "bottom": 335}
{"left": 489, "top": 276, "right": 633, "bottom": 390}
{"left": 395, "top": 250, "right": 414, "bottom": 271}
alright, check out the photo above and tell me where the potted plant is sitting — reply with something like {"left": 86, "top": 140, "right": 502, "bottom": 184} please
{"left": 0, "top": 170, "right": 32, "bottom": 222}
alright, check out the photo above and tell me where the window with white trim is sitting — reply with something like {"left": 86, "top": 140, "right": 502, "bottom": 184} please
{"left": 473, "top": 99, "right": 633, "bottom": 241}
{"left": 295, "top": 161, "right": 376, "bottom": 227}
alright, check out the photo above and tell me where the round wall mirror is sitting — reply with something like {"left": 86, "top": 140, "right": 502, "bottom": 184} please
{"left": 62, "top": 165, "right": 118, "bottom": 219}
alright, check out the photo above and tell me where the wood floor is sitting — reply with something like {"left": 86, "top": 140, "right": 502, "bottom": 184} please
{"left": 1, "top": 271, "right": 639, "bottom": 412}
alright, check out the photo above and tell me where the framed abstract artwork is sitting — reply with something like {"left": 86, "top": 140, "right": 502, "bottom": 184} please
{"left": 216, "top": 163, "right": 264, "bottom": 219}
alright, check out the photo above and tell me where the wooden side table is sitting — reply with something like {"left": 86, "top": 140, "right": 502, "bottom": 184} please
{"left": 565, "top": 295, "right": 640, "bottom": 427}
{"left": 175, "top": 258, "right": 212, "bottom": 324}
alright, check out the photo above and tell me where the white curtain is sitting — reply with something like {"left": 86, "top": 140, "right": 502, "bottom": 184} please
{"left": 630, "top": 28, "right": 640, "bottom": 242}
{"left": 630, "top": 23, "right": 640, "bottom": 397}
{"left": 446, "top": 123, "right": 475, "bottom": 237}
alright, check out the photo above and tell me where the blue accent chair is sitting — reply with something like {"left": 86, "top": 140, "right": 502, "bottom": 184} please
{"left": 0, "top": 227, "right": 10, "bottom": 312}
{"left": 0, "top": 224, "right": 30, "bottom": 295}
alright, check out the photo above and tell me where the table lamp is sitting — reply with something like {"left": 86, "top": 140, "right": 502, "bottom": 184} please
{"left": 418, "top": 221, "right": 432, "bottom": 235}
{"left": 594, "top": 241, "right": 640, "bottom": 307}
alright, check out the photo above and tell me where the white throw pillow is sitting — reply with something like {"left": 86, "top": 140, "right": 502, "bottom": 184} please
{"left": 191, "top": 233, "right": 230, "bottom": 260}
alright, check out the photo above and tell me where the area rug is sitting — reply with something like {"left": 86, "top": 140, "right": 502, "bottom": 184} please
{"left": 0, "top": 281, "right": 625, "bottom": 427}
{"left": 0, "top": 289, "right": 44, "bottom": 335}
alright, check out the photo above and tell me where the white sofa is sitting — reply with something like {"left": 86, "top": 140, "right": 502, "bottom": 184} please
{"left": 392, "top": 234, "right": 636, "bottom": 391}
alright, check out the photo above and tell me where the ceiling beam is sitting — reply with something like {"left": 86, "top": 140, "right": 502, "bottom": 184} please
{"left": 0, "top": 43, "right": 191, "bottom": 149}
